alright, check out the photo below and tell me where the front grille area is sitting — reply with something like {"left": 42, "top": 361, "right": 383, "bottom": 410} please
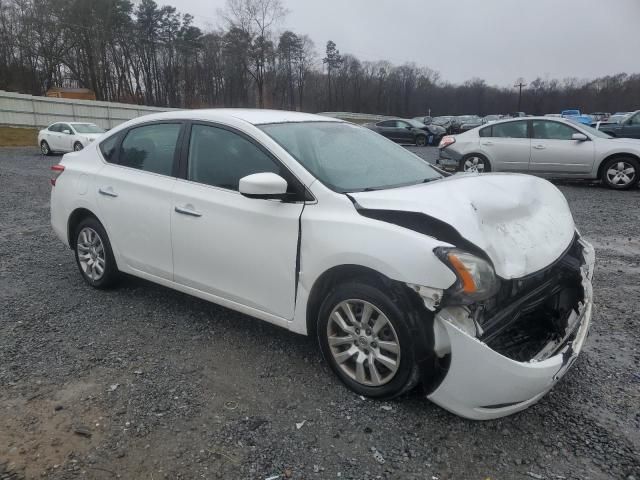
{"left": 478, "top": 236, "right": 585, "bottom": 362}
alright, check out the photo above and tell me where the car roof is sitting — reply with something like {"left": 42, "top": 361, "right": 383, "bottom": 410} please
{"left": 127, "top": 109, "right": 343, "bottom": 126}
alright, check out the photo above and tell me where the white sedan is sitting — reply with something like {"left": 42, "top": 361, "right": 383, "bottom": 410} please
{"left": 39, "top": 122, "right": 106, "bottom": 155}
{"left": 437, "top": 116, "right": 640, "bottom": 190}
{"left": 49, "top": 109, "right": 594, "bottom": 420}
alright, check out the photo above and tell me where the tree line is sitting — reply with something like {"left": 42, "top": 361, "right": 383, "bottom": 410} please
{"left": 1, "top": 0, "right": 639, "bottom": 117}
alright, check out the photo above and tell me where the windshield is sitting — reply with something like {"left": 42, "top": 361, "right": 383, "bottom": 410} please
{"left": 260, "top": 122, "right": 442, "bottom": 193}
{"left": 578, "top": 123, "right": 613, "bottom": 139}
{"left": 72, "top": 124, "right": 105, "bottom": 134}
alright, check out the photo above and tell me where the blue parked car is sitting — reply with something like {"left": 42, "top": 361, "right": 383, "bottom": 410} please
{"left": 561, "top": 109, "right": 593, "bottom": 125}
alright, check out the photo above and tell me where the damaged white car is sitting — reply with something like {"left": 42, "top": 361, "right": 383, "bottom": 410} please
{"left": 50, "top": 110, "right": 595, "bottom": 420}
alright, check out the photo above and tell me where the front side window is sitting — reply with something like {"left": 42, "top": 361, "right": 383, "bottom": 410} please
{"left": 377, "top": 121, "right": 395, "bottom": 128}
{"left": 532, "top": 121, "right": 578, "bottom": 140}
{"left": 260, "top": 121, "right": 442, "bottom": 193}
{"left": 119, "top": 123, "right": 181, "bottom": 176}
{"left": 187, "top": 124, "right": 281, "bottom": 191}
{"left": 59, "top": 124, "right": 72, "bottom": 134}
{"left": 491, "top": 121, "right": 528, "bottom": 139}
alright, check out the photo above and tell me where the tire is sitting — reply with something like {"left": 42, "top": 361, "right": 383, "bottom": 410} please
{"left": 73, "top": 217, "right": 119, "bottom": 289}
{"left": 317, "top": 280, "right": 424, "bottom": 399}
{"left": 41, "top": 140, "right": 52, "bottom": 156}
{"left": 73, "top": 142, "right": 84, "bottom": 152}
{"left": 415, "top": 135, "right": 427, "bottom": 147}
{"left": 600, "top": 156, "right": 640, "bottom": 190}
{"left": 460, "top": 153, "right": 491, "bottom": 173}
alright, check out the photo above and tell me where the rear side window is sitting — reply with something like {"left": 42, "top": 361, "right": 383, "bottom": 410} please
{"left": 187, "top": 124, "right": 281, "bottom": 191}
{"left": 532, "top": 121, "right": 577, "bottom": 140}
{"left": 119, "top": 123, "right": 181, "bottom": 176}
{"left": 630, "top": 113, "right": 640, "bottom": 125}
{"left": 491, "top": 121, "right": 528, "bottom": 139}
{"left": 99, "top": 134, "right": 120, "bottom": 163}
{"left": 479, "top": 126, "right": 492, "bottom": 137}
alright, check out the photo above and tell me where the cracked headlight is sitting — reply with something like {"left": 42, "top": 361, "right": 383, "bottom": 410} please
{"left": 435, "top": 248, "right": 500, "bottom": 303}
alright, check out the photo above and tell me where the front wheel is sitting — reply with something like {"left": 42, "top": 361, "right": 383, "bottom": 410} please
{"left": 415, "top": 135, "right": 427, "bottom": 147}
{"left": 317, "top": 281, "right": 421, "bottom": 399}
{"left": 41, "top": 141, "right": 52, "bottom": 156}
{"left": 601, "top": 157, "right": 639, "bottom": 190}
{"left": 74, "top": 217, "right": 120, "bottom": 289}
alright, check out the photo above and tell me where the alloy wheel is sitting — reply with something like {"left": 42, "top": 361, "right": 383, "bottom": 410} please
{"left": 41, "top": 142, "right": 49, "bottom": 155}
{"left": 606, "top": 161, "right": 636, "bottom": 186}
{"left": 74, "top": 143, "right": 83, "bottom": 152}
{"left": 463, "top": 156, "right": 486, "bottom": 173}
{"left": 327, "top": 299, "right": 400, "bottom": 387}
{"left": 77, "top": 227, "right": 106, "bottom": 281}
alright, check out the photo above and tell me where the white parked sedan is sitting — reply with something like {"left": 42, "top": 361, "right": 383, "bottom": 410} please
{"left": 50, "top": 110, "right": 595, "bottom": 420}
{"left": 39, "top": 122, "right": 106, "bottom": 155}
{"left": 437, "top": 116, "right": 640, "bottom": 190}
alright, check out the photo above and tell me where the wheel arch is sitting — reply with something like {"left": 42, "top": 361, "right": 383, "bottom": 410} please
{"left": 67, "top": 207, "right": 103, "bottom": 249}
{"left": 305, "top": 264, "right": 419, "bottom": 339}
{"left": 597, "top": 152, "right": 640, "bottom": 180}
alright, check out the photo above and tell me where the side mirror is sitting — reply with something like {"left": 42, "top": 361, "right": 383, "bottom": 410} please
{"left": 239, "top": 172, "right": 288, "bottom": 200}
{"left": 572, "top": 133, "right": 588, "bottom": 141}
{"left": 63, "top": 129, "right": 71, "bottom": 135}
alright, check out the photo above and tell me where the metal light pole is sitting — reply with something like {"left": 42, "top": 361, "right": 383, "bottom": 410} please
{"left": 514, "top": 80, "right": 527, "bottom": 113}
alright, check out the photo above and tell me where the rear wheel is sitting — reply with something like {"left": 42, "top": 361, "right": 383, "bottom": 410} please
{"left": 460, "top": 154, "right": 490, "bottom": 173}
{"left": 74, "top": 217, "right": 119, "bottom": 289}
{"left": 73, "top": 141, "right": 84, "bottom": 152}
{"left": 41, "top": 141, "right": 52, "bottom": 156}
{"left": 601, "top": 157, "right": 639, "bottom": 190}
{"left": 317, "top": 281, "right": 422, "bottom": 399}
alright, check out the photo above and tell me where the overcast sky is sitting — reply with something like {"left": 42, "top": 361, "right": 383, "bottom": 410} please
{"left": 163, "top": 0, "right": 639, "bottom": 86}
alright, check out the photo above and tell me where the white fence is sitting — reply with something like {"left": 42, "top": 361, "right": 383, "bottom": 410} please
{"left": 0, "top": 90, "right": 180, "bottom": 130}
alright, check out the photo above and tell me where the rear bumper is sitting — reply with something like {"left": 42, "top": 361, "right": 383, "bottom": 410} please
{"left": 427, "top": 239, "right": 595, "bottom": 420}
{"left": 436, "top": 148, "right": 461, "bottom": 171}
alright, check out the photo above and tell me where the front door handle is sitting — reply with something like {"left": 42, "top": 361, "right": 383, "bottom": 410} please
{"left": 175, "top": 205, "right": 202, "bottom": 217}
{"left": 98, "top": 187, "right": 118, "bottom": 198}
{"left": 481, "top": 141, "right": 494, "bottom": 146}
{"left": 533, "top": 144, "right": 546, "bottom": 150}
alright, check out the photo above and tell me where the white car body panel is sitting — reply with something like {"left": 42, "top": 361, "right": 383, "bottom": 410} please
{"left": 50, "top": 109, "right": 595, "bottom": 420}
{"left": 171, "top": 179, "right": 303, "bottom": 319}
{"left": 350, "top": 174, "right": 575, "bottom": 279}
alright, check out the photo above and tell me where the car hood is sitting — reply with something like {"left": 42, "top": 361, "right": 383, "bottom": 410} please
{"left": 350, "top": 173, "right": 576, "bottom": 279}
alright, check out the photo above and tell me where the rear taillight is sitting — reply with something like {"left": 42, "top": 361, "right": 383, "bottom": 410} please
{"left": 50, "top": 164, "right": 65, "bottom": 186}
{"left": 439, "top": 135, "right": 456, "bottom": 149}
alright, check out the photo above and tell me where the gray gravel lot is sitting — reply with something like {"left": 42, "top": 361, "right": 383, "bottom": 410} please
{"left": 1, "top": 147, "right": 639, "bottom": 480}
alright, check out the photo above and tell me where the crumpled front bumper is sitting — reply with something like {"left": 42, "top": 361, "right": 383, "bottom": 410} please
{"left": 427, "top": 239, "right": 595, "bottom": 420}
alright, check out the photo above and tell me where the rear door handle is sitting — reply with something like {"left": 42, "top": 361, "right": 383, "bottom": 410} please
{"left": 175, "top": 205, "right": 202, "bottom": 217}
{"left": 98, "top": 187, "right": 118, "bottom": 198}
{"left": 533, "top": 145, "right": 546, "bottom": 150}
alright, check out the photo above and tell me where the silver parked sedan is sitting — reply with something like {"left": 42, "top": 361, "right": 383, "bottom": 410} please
{"left": 437, "top": 117, "right": 640, "bottom": 190}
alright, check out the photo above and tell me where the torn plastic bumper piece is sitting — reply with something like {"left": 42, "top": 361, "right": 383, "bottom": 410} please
{"left": 427, "top": 239, "right": 594, "bottom": 420}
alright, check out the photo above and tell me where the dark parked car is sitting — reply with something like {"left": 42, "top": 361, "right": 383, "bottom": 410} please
{"left": 451, "top": 115, "right": 482, "bottom": 134}
{"left": 596, "top": 110, "right": 640, "bottom": 139}
{"left": 366, "top": 119, "right": 444, "bottom": 146}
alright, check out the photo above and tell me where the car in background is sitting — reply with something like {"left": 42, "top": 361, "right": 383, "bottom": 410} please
{"left": 450, "top": 115, "right": 482, "bottom": 134}
{"left": 49, "top": 108, "right": 595, "bottom": 420}
{"left": 457, "top": 115, "right": 502, "bottom": 133}
{"left": 437, "top": 116, "right": 640, "bottom": 190}
{"left": 365, "top": 118, "right": 444, "bottom": 146}
{"left": 595, "top": 110, "right": 640, "bottom": 139}
{"left": 39, "top": 122, "right": 106, "bottom": 155}
{"left": 561, "top": 109, "right": 592, "bottom": 125}
{"left": 590, "top": 112, "right": 610, "bottom": 122}
{"left": 432, "top": 116, "right": 457, "bottom": 134}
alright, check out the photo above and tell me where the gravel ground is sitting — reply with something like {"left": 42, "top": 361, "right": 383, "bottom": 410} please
{"left": 1, "top": 147, "right": 639, "bottom": 480}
